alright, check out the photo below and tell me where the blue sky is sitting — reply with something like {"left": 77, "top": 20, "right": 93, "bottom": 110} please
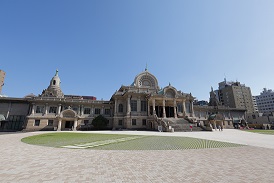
{"left": 1, "top": 0, "right": 274, "bottom": 100}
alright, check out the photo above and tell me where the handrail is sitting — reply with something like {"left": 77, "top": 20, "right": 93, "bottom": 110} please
{"left": 153, "top": 114, "right": 169, "bottom": 132}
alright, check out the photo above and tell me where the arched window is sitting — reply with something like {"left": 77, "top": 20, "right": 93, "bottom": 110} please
{"left": 118, "top": 104, "right": 123, "bottom": 113}
{"left": 166, "top": 89, "right": 175, "bottom": 98}
{"left": 53, "top": 80, "right": 56, "bottom": 85}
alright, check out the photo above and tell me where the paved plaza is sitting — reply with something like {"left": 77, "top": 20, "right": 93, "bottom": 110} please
{"left": 1, "top": 129, "right": 274, "bottom": 182}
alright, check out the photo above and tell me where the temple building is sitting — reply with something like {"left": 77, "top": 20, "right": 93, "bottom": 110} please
{"left": 0, "top": 68, "right": 247, "bottom": 132}
{"left": 111, "top": 68, "right": 195, "bottom": 131}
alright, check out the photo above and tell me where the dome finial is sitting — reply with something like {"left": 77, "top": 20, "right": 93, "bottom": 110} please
{"left": 55, "top": 69, "right": 59, "bottom": 76}
{"left": 145, "top": 63, "right": 148, "bottom": 71}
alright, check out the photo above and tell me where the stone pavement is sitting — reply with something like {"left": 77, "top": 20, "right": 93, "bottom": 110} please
{"left": 1, "top": 130, "right": 274, "bottom": 183}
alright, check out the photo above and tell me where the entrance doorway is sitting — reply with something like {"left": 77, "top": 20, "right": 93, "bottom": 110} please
{"left": 165, "top": 107, "right": 174, "bottom": 118}
{"left": 65, "top": 121, "right": 74, "bottom": 129}
{"left": 155, "top": 106, "right": 163, "bottom": 117}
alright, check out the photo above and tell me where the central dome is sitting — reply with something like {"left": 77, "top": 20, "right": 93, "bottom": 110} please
{"left": 133, "top": 70, "right": 159, "bottom": 89}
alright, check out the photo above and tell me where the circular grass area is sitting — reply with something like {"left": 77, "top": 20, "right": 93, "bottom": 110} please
{"left": 21, "top": 132, "right": 244, "bottom": 150}
{"left": 245, "top": 130, "right": 274, "bottom": 135}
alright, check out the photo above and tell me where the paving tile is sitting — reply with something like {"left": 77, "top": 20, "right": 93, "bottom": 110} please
{"left": 0, "top": 131, "right": 274, "bottom": 182}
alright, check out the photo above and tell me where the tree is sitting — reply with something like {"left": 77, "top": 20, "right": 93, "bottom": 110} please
{"left": 92, "top": 115, "right": 108, "bottom": 130}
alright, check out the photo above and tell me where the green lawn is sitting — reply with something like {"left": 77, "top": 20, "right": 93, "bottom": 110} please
{"left": 21, "top": 132, "right": 244, "bottom": 150}
{"left": 246, "top": 130, "right": 274, "bottom": 135}
{"left": 21, "top": 132, "right": 135, "bottom": 147}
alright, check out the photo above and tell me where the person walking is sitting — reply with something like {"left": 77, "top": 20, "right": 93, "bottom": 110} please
{"left": 190, "top": 124, "right": 193, "bottom": 132}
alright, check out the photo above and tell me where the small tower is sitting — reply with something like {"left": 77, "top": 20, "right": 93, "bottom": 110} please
{"left": 209, "top": 87, "right": 220, "bottom": 106}
{"left": 40, "top": 70, "right": 64, "bottom": 98}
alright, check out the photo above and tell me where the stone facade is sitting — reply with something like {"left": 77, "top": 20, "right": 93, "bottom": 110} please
{"left": 0, "top": 70, "right": 5, "bottom": 94}
{"left": 24, "top": 69, "right": 196, "bottom": 131}
{"left": 194, "top": 105, "right": 246, "bottom": 128}
{"left": 111, "top": 69, "right": 195, "bottom": 131}
{"left": 0, "top": 69, "right": 247, "bottom": 131}
{"left": 0, "top": 98, "right": 30, "bottom": 131}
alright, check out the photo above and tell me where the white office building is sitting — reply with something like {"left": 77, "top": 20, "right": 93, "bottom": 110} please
{"left": 254, "top": 88, "right": 274, "bottom": 113}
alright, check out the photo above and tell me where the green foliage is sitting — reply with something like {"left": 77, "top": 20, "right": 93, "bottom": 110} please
{"left": 92, "top": 115, "right": 108, "bottom": 130}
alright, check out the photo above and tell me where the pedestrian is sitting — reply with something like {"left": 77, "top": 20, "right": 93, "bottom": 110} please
{"left": 221, "top": 125, "right": 223, "bottom": 131}
{"left": 218, "top": 125, "right": 221, "bottom": 131}
{"left": 190, "top": 124, "right": 193, "bottom": 132}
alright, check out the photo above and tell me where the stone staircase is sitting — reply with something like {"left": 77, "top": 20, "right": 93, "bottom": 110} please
{"left": 162, "top": 118, "right": 203, "bottom": 132}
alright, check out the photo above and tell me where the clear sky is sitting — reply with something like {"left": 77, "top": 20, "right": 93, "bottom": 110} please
{"left": 1, "top": 0, "right": 274, "bottom": 100}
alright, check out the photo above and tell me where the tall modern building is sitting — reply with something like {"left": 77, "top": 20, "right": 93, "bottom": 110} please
{"left": 252, "top": 96, "right": 258, "bottom": 112}
{"left": 0, "top": 70, "right": 6, "bottom": 94}
{"left": 254, "top": 88, "right": 274, "bottom": 113}
{"left": 217, "top": 79, "right": 255, "bottom": 113}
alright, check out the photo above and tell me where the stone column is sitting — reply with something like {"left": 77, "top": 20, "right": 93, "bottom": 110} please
{"left": 73, "top": 119, "right": 78, "bottom": 131}
{"left": 44, "top": 103, "right": 48, "bottom": 115}
{"left": 91, "top": 105, "right": 94, "bottom": 116}
{"left": 190, "top": 100, "right": 194, "bottom": 117}
{"left": 101, "top": 105, "right": 104, "bottom": 115}
{"left": 147, "top": 100, "right": 150, "bottom": 116}
{"left": 152, "top": 99, "right": 156, "bottom": 115}
{"left": 81, "top": 105, "right": 84, "bottom": 116}
{"left": 162, "top": 100, "right": 166, "bottom": 118}
{"left": 114, "top": 99, "right": 118, "bottom": 116}
{"left": 182, "top": 99, "right": 186, "bottom": 116}
{"left": 57, "top": 119, "right": 62, "bottom": 131}
{"left": 77, "top": 105, "right": 81, "bottom": 115}
{"left": 127, "top": 95, "right": 131, "bottom": 115}
{"left": 57, "top": 104, "right": 61, "bottom": 115}
{"left": 137, "top": 97, "right": 141, "bottom": 113}
{"left": 31, "top": 103, "right": 36, "bottom": 115}
{"left": 174, "top": 99, "right": 177, "bottom": 118}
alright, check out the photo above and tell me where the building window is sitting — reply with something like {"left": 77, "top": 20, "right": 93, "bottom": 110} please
{"left": 84, "top": 108, "right": 91, "bottom": 114}
{"left": 34, "top": 120, "right": 40, "bottom": 126}
{"left": 132, "top": 119, "right": 136, "bottom": 125}
{"left": 49, "top": 107, "right": 57, "bottom": 113}
{"left": 95, "top": 108, "right": 101, "bottom": 114}
{"left": 105, "top": 109, "right": 110, "bottom": 115}
{"left": 48, "top": 120, "right": 53, "bottom": 126}
{"left": 118, "top": 120, "right": 123, "bottom": 126}
{"left": 8, "top": 115, "right": 24, "bottom": 122}
{"left": 142, "top": 119, "right": 146, "bottom": 126}
{"left": 118, "top": 104, "right": 123, "bottom": 113}
{"left": 131, "top": 100, "right": 137, "bottom": 111}
{"left": 141, "top": 101, "right": 147, "bottom": 111}
{"left": 36, "top": 106, "right": 44, "bottom": 113}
